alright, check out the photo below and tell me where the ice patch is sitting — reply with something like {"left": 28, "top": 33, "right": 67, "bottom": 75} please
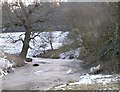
{"left": 54, "top": 84, "right": 67, "bottom": 89}
{"left": 34, "top": 70, "right": 44, "bottom": 75}
{"left": 67, "top": 69, "right": 72, "bottom": 74}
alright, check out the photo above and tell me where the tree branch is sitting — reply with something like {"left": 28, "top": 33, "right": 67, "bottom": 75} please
{"left": 7, "top": 34, "right": 24, "bottom": 44}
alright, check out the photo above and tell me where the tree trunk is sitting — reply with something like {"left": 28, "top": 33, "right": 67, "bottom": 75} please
{"left": 118, "top": 2, "right": 120, "bottom": 60}
{"left": 20, "top": 30, "right": 31, "bottom": 58}
{"left": 50, "top": 40, "right": 54, "bottom": 50}
{"left": 118, "top": 2, "right": 120, "bottom": 55}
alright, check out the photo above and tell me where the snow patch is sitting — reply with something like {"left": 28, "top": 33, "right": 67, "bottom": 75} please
{"left": 54, "top": 74, "right": 120, "bottom": 90}
{"left": 54, "top": 84, "right": 67, "bottom": 90}
{"left": 59, "top": 48, "right": 80, "bottom": 59}
{"left": 75, "top": 74, "right": 120, "bottom": 85}
{"left": 34, "top": 70, "right": 44, "bottom": 75}
{"left": 67, "top": 69, "right": 72, "bottom": 74}
{"left": 0, "top": 56, "right": 15, "bottom": 77}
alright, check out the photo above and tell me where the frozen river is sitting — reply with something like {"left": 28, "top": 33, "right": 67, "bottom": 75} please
{"left": 2, "top": 58, "right": 85, "bottom": 90}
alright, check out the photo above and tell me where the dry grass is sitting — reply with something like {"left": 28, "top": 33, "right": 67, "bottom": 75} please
{"left": 51, "top": 83, "right": 120, "bottom": 90}
{"left": 38, "top": 43, "right": 79, "bottom": 59}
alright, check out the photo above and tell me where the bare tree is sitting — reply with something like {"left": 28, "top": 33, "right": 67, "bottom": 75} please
{"left": 2, "top": 1, "right": 58, "bottom": 58}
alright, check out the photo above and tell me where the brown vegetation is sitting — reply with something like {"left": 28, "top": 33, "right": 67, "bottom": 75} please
{"left": 0, "top": 51, "right": 25, "bottom": 67}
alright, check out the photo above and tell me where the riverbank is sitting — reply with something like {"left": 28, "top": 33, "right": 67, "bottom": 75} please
{"left": 51, "top": 74, "right": 120, "bottom": 90}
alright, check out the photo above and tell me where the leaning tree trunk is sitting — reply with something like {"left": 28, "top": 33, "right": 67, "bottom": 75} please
{"left": 20, "top": 30, "right": 31, "bottom": 58}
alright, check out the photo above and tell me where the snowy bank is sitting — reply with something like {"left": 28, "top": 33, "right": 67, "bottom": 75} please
{"left": 53, "top": 73, "right": 120, "bottom": 90}
{"left": 0, "top": 52, "right": 15, "bottom": 77}
{"left": 74, "top": 74, "right": 120, "bottom": 85}
{"left": 59, "top": 48, "right": 80, "bottom": 59}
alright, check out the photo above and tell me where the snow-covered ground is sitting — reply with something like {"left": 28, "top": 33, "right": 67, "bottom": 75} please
{"left": 73, "top": 74, "right": 119, "bottom": 85}
{"left": 0, "top": 32, "right": 23, "bottom": 54}
{"left": 0, "top": 32, "right": 68, "bottom": 57}
{"left": 0, "top": 31, "right": 69, "bottom": 77}
{"left": 0, "top": 32, "right": 120, "bottom": 90}
{"left": 59, "top": 48, "right": 80, "bottom": 59}
{"left": 0, "top": 32, "right": 80, "bottom": 59}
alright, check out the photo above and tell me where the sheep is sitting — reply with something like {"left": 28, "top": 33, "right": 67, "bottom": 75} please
{"left": 90, "top": 64, "right": 102, "bottom": 74}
